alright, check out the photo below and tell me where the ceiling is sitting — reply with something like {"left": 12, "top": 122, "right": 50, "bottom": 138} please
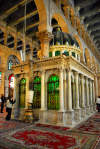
{"left": 0, "top": 0, "right": 100, "bottom": 59}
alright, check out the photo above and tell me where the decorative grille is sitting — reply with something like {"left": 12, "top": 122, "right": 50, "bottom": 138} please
{"left": 47, "top": 74, "right": 59, "bottom": 110}
{"left": 19, "top": 78, "right": 26, "bottom": 108}
{"left": 33, "top": 76, "right": 41, "bottom": 109}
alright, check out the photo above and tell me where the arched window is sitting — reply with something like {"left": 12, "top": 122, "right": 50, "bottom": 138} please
{"left": 64, "top": 51, "right": 69, "bottom": 56}
{"left": 47, "top": 74, "right": 59, "bottom": 110}
{"left": 19, "top": 78, "right": 26, "bottom": 108}
{"left": 8, "top": 74, "right": 14, "bottom": 97}
{"left": 55, "top": 51, "right": 60, "bottom": 56}
{"left": 33, "top": 76, "right": 41, "bottom": 109}
{"left": 9, "top": 60, "right": 13, "bottom": 70}
{"left": 49, "top": 52, "right": 52, "bottom": 57}
{"left": 72, "top": 52, "right": 75, "bottom": 57}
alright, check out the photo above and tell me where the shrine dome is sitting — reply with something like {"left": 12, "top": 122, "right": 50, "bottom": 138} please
{"left": 50, "top": 29, "right": 79, "bottom": 48}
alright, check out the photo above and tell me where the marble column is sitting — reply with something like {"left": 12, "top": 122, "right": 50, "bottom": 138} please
{"left": 81, "top": 74, "right": 86, "bottom": 117}
{"left": 92, "top": 80, "right": 96, "bottom": 111}
{"left": 58, "top": 68, "right": 65, "bottom": 125}
{"left": 41, "top": 70, "right": 46, "bottom": 110}
{"left": 95, "top": 75, "right": 98, "bottom": 100}
{"left": 89, "top": 79, "right": 93, "bottom": 113}
{"left": 65, "top": 69, "right": 74, "bottom": 125}
{"left": 52, "top": 51, "right": 55, "bottom": 57}
{"left": 0, "top": 68, "right": 7, "bottom": 96}
{"left": 86, "top": 77, "right": 90, "bottom": 115}
{"left": 74, "top": 72, "right": 81, "bottom": 120}
{"left": 39, "top": 70, "right": 46, "bottom": 123}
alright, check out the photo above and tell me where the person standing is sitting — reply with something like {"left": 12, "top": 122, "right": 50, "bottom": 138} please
{"left": 6, "top": 96, "right": 16, "bottom": 121}
{"left": 1, "top": 94, "right": 5, "bottom": 113}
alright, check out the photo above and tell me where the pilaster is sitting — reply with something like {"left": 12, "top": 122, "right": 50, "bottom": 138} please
{"left": 86, "top": 77, "right": 90, "bottom": 115}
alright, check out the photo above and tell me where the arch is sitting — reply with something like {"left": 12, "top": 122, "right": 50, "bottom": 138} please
{"left": 34, "top": 0, "right": 47, "bottom": 32}
{"left": 52, "top": 13, "right": 69, "bottom": 33}
{"left": 74, "top": 35, "right": 83, "bottom": 52}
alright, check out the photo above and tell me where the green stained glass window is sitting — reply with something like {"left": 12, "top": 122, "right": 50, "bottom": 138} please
{"left": 55, "top": 51, "right": 60, "bottom": 56}
{"left": 49, "top": 52, "right": 52, "bottom": 57}
{"left": 33, "top": 76, "right": 41, "bottom": 109}
{"left": 19, "top": 78, "right": 26, "bottom": 108}
{"left": 72, "top": 52, "right": 75, "bottom": 57}
{"left": 47, "top": 74, "right": 59, "bottom": 110}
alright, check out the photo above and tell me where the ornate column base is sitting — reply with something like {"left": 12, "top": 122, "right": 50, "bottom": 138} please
{"left": 81, "top": 106, "right": 86, "bottom": 117}
{"left": 65, "top": 110, "right": 74, "bottom": 125}
{"left": 57, "top": 111, "right": 65, "bottom": 126}
{"left": 90, "top": 104, "right": 93, "bottom": 113}
{"left": 86, "top": 105, "right": 90, "bottom": 115}
{"left": 39, "top": 110, "right": 47, "bottom": 123}
{"left": 74, "top": 108, "right": 81, "bottom": 120}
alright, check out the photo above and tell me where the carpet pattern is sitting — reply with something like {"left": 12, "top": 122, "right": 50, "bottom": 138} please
{"left": 70, "top": 112, "right": 100, "bottom": 135}
{"left": 0, "top": 112, "right": 100, "bottom": 148}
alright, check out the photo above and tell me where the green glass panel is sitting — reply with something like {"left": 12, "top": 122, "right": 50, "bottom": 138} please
{"left": 47, "top": 74, "right": 59, "bottom": 110}
{"left": 0, "top": 72, "right": 1, "bottom": 74}
{"left": 55, "top": 51, "right": 60, "bottom": 56}
{"left": 49, "top": 52, "right": 52, "bottom": 57}
{"left": 72, "top": 52, "right": 75, "bottom": 57}
{"left": 19, "top": 78, "right": 26, "bottom": 108}
{"left": 33, "top": 76, "right": 41, "bottom": 109}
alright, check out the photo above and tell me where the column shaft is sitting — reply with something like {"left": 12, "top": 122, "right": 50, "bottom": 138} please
{"left": 75, "top": 72, "right": 79, "bottom": 109}
{"left": 59, "top": 68, "right": 64, "bottom": 111}
{"left": 67, "top": 69, "right": 72, "bottom": 110}
{"left": 41, "top": 70, "right": 45, "bottom": 110}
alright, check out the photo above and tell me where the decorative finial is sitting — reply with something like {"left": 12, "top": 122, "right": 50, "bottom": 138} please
{"left": 57, "top": 23, "right": 61, "bottom": 32}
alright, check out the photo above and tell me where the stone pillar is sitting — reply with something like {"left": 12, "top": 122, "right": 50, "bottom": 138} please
{"left": 0, "top": 68, "right": 7, "bottom": 96}
{"left": 52, "top": 51, "right": 55, "bottom": 57}
{"left": 55, "top": 0, "right": 61, "bottom": 9}
{"left": 77, "top": 24, "right": 82, "bottom": 37}
{"left": 65, "top": 68, "right": 74, "bottom": 125}
{"left": 63, "top": 5, "right": 70, "bottom": 21}
{"left": 89, "top": 79, "right": 93, "bottom": 113}
{"left": 95, "top": 75, "right": 98, "bottom": 100}
{"left": 86, "top": 77, "right": 90, "bottom": 115}
{"left": 74, "top": 72, "right": 81, "bottom": 120}
{"left": 92, "top": 80, "right": 96, "bottom": 111}
{"left": 39, "top": 70, "right": 46, "bottom": 123}
{"left": 12, "top": 74, "right": 17, "bottom": 119}
{"left": 4, "top": 33, "right": 9, "bottom": 46}
{"left": 14, "top": 38, "right": 17, "bottom": 50}
{"left": 71, "top": 16, "right": 77, "bottom": 29}
{"left": 57, "top": 68, "right": 65, "bottom": 125}
{"left": 41, "top": 70, "right": 45, "bottom": 110}
{"left": 36, "top": 31, "right": 53, "bottom": 59}
{"left": 64, "top": 69, "right": 67, "bottom": 110}
{"left": 81, "top": 74, "right": 86, "bottom": 117}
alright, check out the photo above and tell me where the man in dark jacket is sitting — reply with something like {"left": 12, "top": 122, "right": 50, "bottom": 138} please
{"left": 1, "top": 94, "right": 5, "bottom": 113}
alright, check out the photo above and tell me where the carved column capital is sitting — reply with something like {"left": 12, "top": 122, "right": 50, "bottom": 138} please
{"left": 36, "top": 30, "right": 53, "bottom": 43}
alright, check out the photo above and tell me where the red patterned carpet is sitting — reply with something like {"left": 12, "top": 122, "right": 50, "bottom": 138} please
{"left": 0, "top": 109, "right": 100, "bottom": 148}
